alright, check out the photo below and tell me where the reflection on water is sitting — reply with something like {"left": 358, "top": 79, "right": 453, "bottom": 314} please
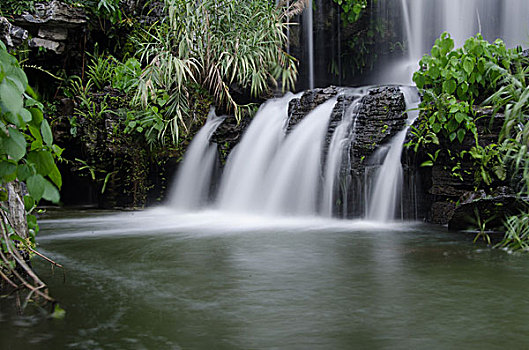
{"left": 1, "top": 208, "right": 529, "bottom": 349}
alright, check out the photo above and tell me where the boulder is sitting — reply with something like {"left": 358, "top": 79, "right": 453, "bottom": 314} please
{"left": 448, "top": 193, "right": 529, "bottom": 231}
{"left": 28, "top": 37, "right": 64, "bottom": 54}
{"left": 16, "top": 0, "right": 87, "bottom": 28}
{"left": 0, "top": 17, "right": 28, "bottom": 49}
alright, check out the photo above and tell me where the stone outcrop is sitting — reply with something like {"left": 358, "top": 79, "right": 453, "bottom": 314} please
{"left": 286, "top": 85, "right": 407, "bottom": 170}
{"left": 7, "top": 0, "right": 88, "bottom": 54}
{"left": 0, "top": 17, "right": 28, "bottom": 49}
{"left": 448, "top": 192, "right": 528, "bottom": 231}
{"left": 211, "top": 115, "right": 251, "bottom": 164}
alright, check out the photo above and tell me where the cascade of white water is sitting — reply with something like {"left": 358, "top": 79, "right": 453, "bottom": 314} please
{"left": 366, "top": 86, "right": 420, "bottom": 222}
{"left": 169, "top": 110, "right": 225, "bottom": 210}
{"left": 501, "top": 0, "right": 529, "bottom": 49}
{"left": 264, "top": 99, "right": 337, "bottom": 216}
{"left": 216, "top": 93, "right": 299, "bottom": 212}
{"left": 321, "top": 106, "right": 355, "bottom": 217}
{"left": 321, "top": 88, "right": 368, "bottom": 217}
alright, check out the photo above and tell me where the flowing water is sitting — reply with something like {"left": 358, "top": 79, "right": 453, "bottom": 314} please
{"left": 367, "top": 86, "right": 420, "bottom": 222}
{"left": 2, "top": 209, "right": 529, "bottom": 349}
{"left": 169, "top": 110, "right": 225, "bottom": 210}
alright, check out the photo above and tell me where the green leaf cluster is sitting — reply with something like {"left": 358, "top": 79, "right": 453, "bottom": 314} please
{"left": 332, "top": 0, "right": 369, "bottom": 24}
{"left": 411, "top": 33, "right": 525, "bottom": 187}
{"left": 413, "top": 33, "right": 515, "bottom": 144}
{"left": 132, "top": 0, "right": 299, "bottom": 144}
{"left": 0, "top": 41, "right": 62, "bottom": 204}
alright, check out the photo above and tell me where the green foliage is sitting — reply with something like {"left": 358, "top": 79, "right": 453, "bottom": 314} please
{"left": 332, "top": 0, "right": 368, "bottom": 24}
{"left": 0, "top": 0, "right": 37, "bottom": 15}
{"left": 133, "top": 0, "right": 299, "bottom": 143}
{"left": 413, "top": 33, "right": 507, "bottom": 145}
{"left": 497, "top": 213, "right": 529, "bottom": 252}
{"left": 411, "top": 33, "right": 524, "bottom": 185}
{"left": 0, "top": 41, "right": 62, "bottom": 205}
{"left": 0, "top": 41, "right": 62, "bottom": 304}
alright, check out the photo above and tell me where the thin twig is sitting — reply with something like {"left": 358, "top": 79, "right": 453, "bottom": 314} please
{"left": 29, "top": 248, "right": 64, "bottom": 269}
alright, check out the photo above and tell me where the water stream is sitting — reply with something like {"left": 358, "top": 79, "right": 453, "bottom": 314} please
{"left": 2, "top": 209, "right": 529, "bottom": 349}
{"left": 168, "top": 109, "right": 225, "bottom": 210}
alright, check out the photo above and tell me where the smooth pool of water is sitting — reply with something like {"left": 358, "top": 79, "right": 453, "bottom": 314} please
{"left": 1, "top": 208, "right": 529, "bottom": 349}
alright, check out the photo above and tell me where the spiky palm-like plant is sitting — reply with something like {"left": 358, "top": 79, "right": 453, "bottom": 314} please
{"left": 133, "top": 0, "right": 304, "bottom": 144}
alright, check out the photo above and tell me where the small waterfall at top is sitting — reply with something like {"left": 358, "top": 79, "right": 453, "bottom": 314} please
{"left": 169, "top": 110, "right": 224, "bottom": 210}
{"left": 304, "top": 0, "right": 315, "bottom": 89}
{"left": 366, "top": 86, "right": 420, "bottom": 222}
{"left": 377, "top": 0, "right": 529, "bottom": 84}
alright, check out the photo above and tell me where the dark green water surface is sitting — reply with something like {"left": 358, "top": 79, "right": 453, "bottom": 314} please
{"left": 1, "top": 208, "right": 528, "bottom": 349}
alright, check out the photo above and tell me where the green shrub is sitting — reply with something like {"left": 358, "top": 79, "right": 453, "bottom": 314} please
{"left": 0, "top": 40, "right": 62, "bottom": 303}
{"left": 133, "top": 0, "right": 301, "bottom": 144}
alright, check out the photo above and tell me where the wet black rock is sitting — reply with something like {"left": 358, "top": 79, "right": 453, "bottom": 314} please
{"left": 448, "top": 194, "right": 529, "bottom": 231}
{"left": 286, "top": 86, "right": 340, "bottom": 132}
{"left": 211, "top": 116, "right": 251, "bottom": 164}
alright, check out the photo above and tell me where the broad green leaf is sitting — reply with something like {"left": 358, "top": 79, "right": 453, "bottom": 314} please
{"left": 29, "top": 107, "right": 43, "bottom": 126}
{"left": 48, "top": 163, "right": 62, "bottom": 188}
{"left": 0, "top": 160, "right": 17, "bottom": 181}
{"left": 463, "top": 57, "right": 474, "bottom": 75}
{"left": 29, "top": 125, "right": 43, "bottom": 143}
{"left": 26, "top": 214, "right": 37, "bottom": 230}
{"left": 41, "top": 119, "right": 53, "bottom": 146}
{"left": 17, "top": 163, "right": 33, "bottom": 181}
{"left": 27, "top": 174, "right": 45, "bottom": 201}
{"left": 42, "top": 178, "right": 60, "bottom": 203}
{"left": 455, "top": 112, "right": 466, "bottom": 123}
{"left": 23, "top": 194, "right": 35, "bottom": 210}
{"left": 18, "top": 108, "right": 32, "bottom": 123}
{"left": 0, "top": 79, "right": 23, "bottom": 116}
{"left": 7, "top": 66, "right": 27, "bottom": 94}
{"left": 457, "top": 128, "right": 466, "bottom": 143}
{"left": 442, "top": 79, "right": 457, "bottom": 94}
{"left": 2, "top": 127, "right": 27, "bottom": 161}
{"left": 27, "top": 150, "right": 55, "bottom": 176}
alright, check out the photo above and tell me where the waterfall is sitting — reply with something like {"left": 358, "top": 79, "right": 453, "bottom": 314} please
{"left": 216, "top": 93, "right": 299, "bottom": 212}
{"left": 366, "top": 86, "right": 420, "bottom": 222}
{"left": 263, "top": 99, "right": 336, "bottom": 216}
{"left": 321, "top": 89, "right": 368, "bottom": 217}
{"left": 168, "top": 110, "right": 225, "bottom": 210}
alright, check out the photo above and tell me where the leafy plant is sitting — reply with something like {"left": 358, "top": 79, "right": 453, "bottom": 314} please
{"left": 497, "top": 213, "right": 529, "bottom": 252}
{"left": 0, "top": 40, "right": 62, "bottom": 307}
{"left": 332, "top": 0, "right": 369, "bottom": 24}
{"left": 411, "top": 33, "right": 524, "bottom": 184}
{"left": 133, "top": 0, "right": 301, "bottom": 143}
